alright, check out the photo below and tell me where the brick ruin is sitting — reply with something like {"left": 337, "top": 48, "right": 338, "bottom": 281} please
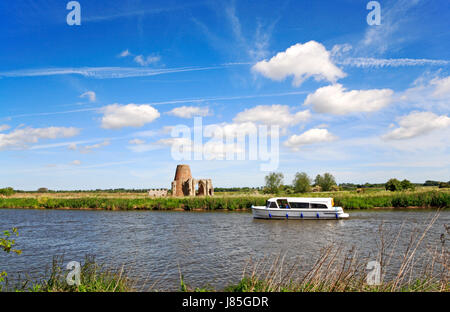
{"left": 171, "top": 164, "right": 214, "bottom": 197}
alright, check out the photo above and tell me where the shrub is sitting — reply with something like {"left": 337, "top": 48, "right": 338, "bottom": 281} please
{"left": 0, "top": 188, "right": 14, "bottom": 196}
{"left": 385, "top": 178, "right": 401, "bottom": 192}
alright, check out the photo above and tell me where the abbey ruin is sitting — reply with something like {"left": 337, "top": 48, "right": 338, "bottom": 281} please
{"left": 171, "top": 164, "right": 214, "bottom": 197}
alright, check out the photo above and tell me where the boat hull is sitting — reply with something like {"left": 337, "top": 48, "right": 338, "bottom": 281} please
{"left": 251, "top": 206, "right": 349, "bottom": 220}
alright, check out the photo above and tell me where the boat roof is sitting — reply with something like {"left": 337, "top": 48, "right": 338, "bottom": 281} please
{"left": 268, "top": 197, "right": 332, "bottom": 203}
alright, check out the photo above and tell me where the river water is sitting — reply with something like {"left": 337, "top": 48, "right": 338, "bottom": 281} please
{"left": 0, "top": 208, "right": 448, "bottom": 290}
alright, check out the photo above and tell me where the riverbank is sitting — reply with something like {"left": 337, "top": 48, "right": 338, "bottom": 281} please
{"left": 0, "top": 190, "right": 449, "bottom": 210}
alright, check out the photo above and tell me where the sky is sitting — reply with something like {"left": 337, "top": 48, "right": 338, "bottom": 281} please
{"left": 0, "top": 0, "right": 449, "bottom": 190}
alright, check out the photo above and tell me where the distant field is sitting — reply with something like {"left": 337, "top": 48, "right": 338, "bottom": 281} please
{"left": 0, "top": 187, "right": 449, "bottom": 210}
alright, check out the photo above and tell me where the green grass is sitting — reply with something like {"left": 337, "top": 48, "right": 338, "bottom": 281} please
{"left": 0, "top": 189, "right": 448, "bottom": 210}
{"left": 3, "top": 255, "right": 132, "bottom": 292}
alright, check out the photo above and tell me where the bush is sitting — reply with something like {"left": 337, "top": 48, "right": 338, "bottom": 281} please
{"left": 385, "top": 179, "right": 401, "bottom": 192}
{"left": 0, "top": 188, "right": 14, "bottom": 196}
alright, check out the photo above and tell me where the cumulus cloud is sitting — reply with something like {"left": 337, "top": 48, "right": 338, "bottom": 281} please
{"left": 156, "top": 137, "right": 243, "bottom": 160}
{"left": 80, "top": 91, "right": 96, "bottom": 102}
{"left": 431, "top": 76, "right": 450, "bottom": 98}
{"left": 0, "top": 127, "right": 80, "bottom": 150}
{"left": 167, "top": 106, "right": 210, "bottom": 118}
{"left": 0, "top": 124, "right": 10, "bottom": 132}
{"left": 252, "top": 41, "right": 346, "bottom": 86}
{"left": 100, "top": 104, "right": 160, "bottom": 129}
{"left": 382, "top": 111, "right": 450, "bottom": 140}
{"left": 399, "top": 74, "right": 450, "bottom": 111}
{"left": 71, "top": 160, "right": 81, "bottom": 166}
{"left": 134, "top": 55, "right": 160, "bottom": 66}
{"left": 233, "top": 105, "right": 311, "bottom": 126}
{"left": 284, "top": 128, "right": 337, "bottom": 151}
{"left": 304, "top": 84, "right": 393, "bottom": 115}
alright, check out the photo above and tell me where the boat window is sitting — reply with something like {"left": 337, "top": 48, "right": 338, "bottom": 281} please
{"left": 277, "top": 199, "right": 290, "bottom": 209}
{"left": 311, "top": 203, "right": 328, "bottom": 209}
{"left": 269, "top": 201, "right": 278, "bottom": 208}
{"left": 290, "top": 202, "right": 309, "bottom": 208}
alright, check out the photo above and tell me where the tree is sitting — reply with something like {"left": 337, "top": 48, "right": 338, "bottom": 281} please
{"left": 264, "top": 172, "right": 284, "bottom": 194}
{"left": 292, "top": 172, "right": 311, "bottom": 193}
{"left": 38, "top": 187, "right": 49, "bottom": 193}
{"left": 400, "top": 179, "right": 415, "bottom": 191}
{"left": 314, "top": 173, "right": 337, "bottom": 192}
{"left": 385, "top": 178, "right": 401, "bottom": 192}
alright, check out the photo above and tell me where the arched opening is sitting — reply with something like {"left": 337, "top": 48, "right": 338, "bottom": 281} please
{"left": 198, "top": 181, "right": 206, "bottom": 196}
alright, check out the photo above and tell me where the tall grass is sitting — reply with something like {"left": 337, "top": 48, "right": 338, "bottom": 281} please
{"left": 222, "top": 213, "right": 449, "bottom": 292}
{"left": 0, "top": 190, "right": 448, "bottom": 210}
{"left": 4, "top": 255, "right": 134, "bottom": 292}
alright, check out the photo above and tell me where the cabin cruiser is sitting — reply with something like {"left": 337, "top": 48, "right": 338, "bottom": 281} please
{"left": 252, "top": 197, "right": 349, "bottom": 220}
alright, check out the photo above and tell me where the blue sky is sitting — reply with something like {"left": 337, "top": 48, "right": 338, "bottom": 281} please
{"left": 0, "top": 0, "right": 449, "bottom": 190}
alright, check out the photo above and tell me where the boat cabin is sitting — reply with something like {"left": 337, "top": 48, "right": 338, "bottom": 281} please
{"left": 265, "top": 197, "right": 334, "bottom": 209}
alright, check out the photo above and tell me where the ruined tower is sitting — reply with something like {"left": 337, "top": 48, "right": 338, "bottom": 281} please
{"left": 171, "top": 164, "right": 214, "bottom": 197}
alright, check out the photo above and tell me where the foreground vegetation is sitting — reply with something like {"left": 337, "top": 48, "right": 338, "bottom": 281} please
{"left": 0, "top": 189, "right": 449, "bottom": 210}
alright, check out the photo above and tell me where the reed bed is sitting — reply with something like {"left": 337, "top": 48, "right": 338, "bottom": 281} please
{"left": 0, "top": 190, "right": 448, "bottom": 210}
{"left": 221, "top": 213, "right": 449, "bottom": 292}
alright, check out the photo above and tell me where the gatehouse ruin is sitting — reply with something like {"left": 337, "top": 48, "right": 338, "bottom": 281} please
{"left": 171, "top": 164, "right": 214, "bottom": 197}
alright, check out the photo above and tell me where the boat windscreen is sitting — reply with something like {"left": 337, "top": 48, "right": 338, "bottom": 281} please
{"left": 277, "top": 199, "right": 289, "bottom": 209}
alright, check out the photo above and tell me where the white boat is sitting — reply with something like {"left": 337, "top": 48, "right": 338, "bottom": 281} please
{"left": 252, "top": 197, "right": 349, "bottom": 220}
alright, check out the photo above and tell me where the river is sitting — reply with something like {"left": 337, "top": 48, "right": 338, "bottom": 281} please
{"left": 0, "top": 208, "right": 448, "bottom": 290}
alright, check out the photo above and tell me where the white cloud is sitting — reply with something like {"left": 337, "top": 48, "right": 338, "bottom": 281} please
{"left": 233, "top": 105, "right": 311, "bottom": 126}
{"left": 118, "top": 49, "right": 131, "bottom": 57}
{"left": 167, "top": 106, "right": 210, "bottom": 118}
{"left": 304, "top": 84, "right": 393, "bottom": 115}
{"left": 129, "top": 138, "right": 145, "bottom": 145}
{"left": 399, "top": 74, "right": 450, "bottom": 111}
{"left": 71, "top": 160, "right": 81, "bottom": 166}
{"left": 382, "top": 111, "right": 450, "bottom": 140}
{"left": 100, "top": 104, "right": 160, "bottom": 129}
{"left": 0, "top": 124, "right": 10, "bottom": 132}
{"left": 80, "top": 91, "right": 96, "bottom": 102}
{"left": 284, "top": 128, "right": 337, "bottom": 151}
{"left": 156, "top": 137, "right": 243, "bottom": 160}
{"left": 68, "top": 143, "right": 77, "bottom": 151}
{"left": 134, "top": 55, "right": 160, "bottom": 66}
{"left": 79, "top": 140, "right": 110, "bottom": 153}
{"left": 431, "top": 76, "right": 450, "bottom": 98}
{"left": 0, "top": 127, "right": 80, "bottom": 150}
{"left": 0, "top": 65, "right": 223, "bottom": 79}
{"left": 338, "top": 57, "right": 450, "bottom": 68}
{"left": 252, "top": 41, "right": 346, "bottom": 86}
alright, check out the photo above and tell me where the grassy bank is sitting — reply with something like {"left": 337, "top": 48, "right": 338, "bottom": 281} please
{"left": 0, "top": 189, "right": 449, "bottom": 210}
